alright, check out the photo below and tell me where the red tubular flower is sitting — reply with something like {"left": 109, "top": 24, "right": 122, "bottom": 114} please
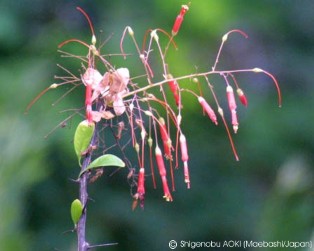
{"left": 158, "top": 117, "right": 173, "bottom": 160}
{"left": 226, "top": 85, "right": 236, "bottom": 111}
{"left": 226, "top": 85, "right": 239, "bottom": 133}
{"left": 155, "top": 146, "right": 173, "bottom": 201}
{"left": 167, "top": 74, "right": 181, "bottom": 107}
{"left": 179, "top": 133, "right": 188, "bottom": 162}
{"left": 172, "top": 5, "right": 189, "bottom": 36}
{"left": 179, "top": 133, "right": 190, "bottom": 188}
{"left": 170, "top": 81, "right": 180, "bottom": 107}
{"left": 236, "top": 88, "right": 248, "bottom": 107}
{"left": 198, "top": 96, "right": 218, "bottom": 125}
{"left": 136, "top": 167, "right": 145, "bottom": 207}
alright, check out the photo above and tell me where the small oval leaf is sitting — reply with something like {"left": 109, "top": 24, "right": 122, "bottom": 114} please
{"left": 71, "top": 199, "right": 83, "bottom": 226}
{"left": 74, "top": 120, "right": 95, "bottom": 165}
{"left": 79, "top": 154, "right": 125, "bottom": 177}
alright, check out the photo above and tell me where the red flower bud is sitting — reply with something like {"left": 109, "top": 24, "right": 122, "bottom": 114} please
{"left": 172, "top": 5, "right": 189, "bottom": 36}
{"left": 155, "top": 146, "right": 173, "bottom": 201}
{"left": 137, "top": 167, "right": 145, "bottom": 198}
{"left": 168, "top": 78, "right": 178, "bottom": 93}
{"left": 179, "top": 134, "right": 190, "bottom": 188}
{"left": 179, "top": 133, "right": 189, "bottom": 162}
{"left": 226, "top": 85, "right": 237, "bottom": 111}
{"left": 198, "top": 96, "right": 218, "bottom": 125}
{"left": 159, "top": 117, "right": 173, "bottom": 160}
{"left": 134, "top": 167, "right": 145, "bottom": 208}
{"left": 236, "top": 88, "right": 248, "bottom": 107}
{"left": 167, "top": 74, "right": 181, "bottom": 107}
{"left": 226, "top": 85, "right": 239, "bottom": 133}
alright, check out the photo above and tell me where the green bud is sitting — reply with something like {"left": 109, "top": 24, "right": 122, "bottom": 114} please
{"left": 71, "top": 199, "right": 83, "bottom": 226}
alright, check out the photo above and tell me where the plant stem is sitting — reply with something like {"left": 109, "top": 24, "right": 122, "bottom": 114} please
{"left": 77, "top": 155, "right": 91, "bottom": 251}
{"left": 77, "top": 127, "right": 98, "bottom": 251}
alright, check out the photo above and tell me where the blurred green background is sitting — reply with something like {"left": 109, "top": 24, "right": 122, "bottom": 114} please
{"left": 0, "top": 0, "right": 313, "bottom": 250}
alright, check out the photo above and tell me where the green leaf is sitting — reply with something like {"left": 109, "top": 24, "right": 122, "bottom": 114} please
{"left": 74, "top": 120, "right": 95, "bottom": 165}
{"left": 79, "top": 154, "right": 125, "bottom": 177}
{"left": 70, "top": 199, "right": 83, "bottom": 226}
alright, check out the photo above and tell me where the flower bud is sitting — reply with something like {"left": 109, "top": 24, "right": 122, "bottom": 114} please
{"left": 137, "top": 168, "right": 145, "bottom": 196}
{"left": 150, "top": 29, "right": 159, "bottom": 42}
{"left": 198, "top": 96, "right": 218, "bottom": 125}
{"left": 179, "top": 134, "right": 190, "bottom": 188}
{"left": 226, "top": 85, "right": 239, "bottom": 133}
{"left": 148, "top": 137, "right": 153, "bottom": 148}
{"left": 172, "top": 5, "right": 189, "bottom": 36}
{"left": 50, "top": 83, "right": 58, "bottom": 89}
{"left": 236, "top": 88, "right": 248, "bottom": 107}
{"left": 91, "top": 34, "right": 97, "bottom": 45}
{"left": 179, "top": 133, "right": 188, "bottom": 162}
{"left": 127, "top": 26, "right": 134, "bottom": 36}
{"left": 167, "top": 74, "right": 180, "bottom": 107}
{"left": 192, "top": 77, "right": 199, "bottom": 83}
{"left": 134, "top": 143, "right": 140, "bottom": 153}
{"left": 222, "top": 34, "right": 228, "bottom": 42}
{"left": 253, "top": 67, "right": 263, "bottom": 73}
{"left": 159, "top": 117, "right": 172, "bottom": 160}
{"left": 155, "top": 146, "right": 173, "bottom": 201}
{"left": 226, "top": 85, "right": 237, "bottom": 111}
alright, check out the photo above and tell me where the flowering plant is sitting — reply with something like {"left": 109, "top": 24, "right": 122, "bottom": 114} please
{"left": 27, "top": 4, "right": 281, "bottom": 250}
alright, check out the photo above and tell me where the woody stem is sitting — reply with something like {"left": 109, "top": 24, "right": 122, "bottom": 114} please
{"left": 77, "top": 155, "right": 90, "bottom": 251}
{"left": 77, "top": 105, "right": 100, "bottom": 251}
